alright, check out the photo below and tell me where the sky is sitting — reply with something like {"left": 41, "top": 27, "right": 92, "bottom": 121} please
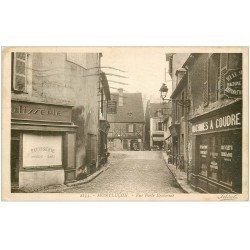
{"left": 101, "top": 48, "right": 172, "bottom": 105}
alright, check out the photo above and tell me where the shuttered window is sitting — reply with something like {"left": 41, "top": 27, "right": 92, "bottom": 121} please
{"left": 13, "top": 52, "right": 27, "bottom": 92}
{"left": 209, "top": 53, "right": 221, "bottom": 102}
{"left": 203, "top": 57, "right": 209, "bottom": 107}
{"left": 219, "top": 53, "right": 228, "bottom": 98}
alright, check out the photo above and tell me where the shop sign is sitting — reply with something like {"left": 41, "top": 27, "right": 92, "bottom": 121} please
{"left": 221, "top": 144, "right": 233, "bottom": 162}
{"left": 224, "top": 69, "right": 242, "bottom": 98}
{"left": 23, "top": 134, "right": 62, "bottom": 168}
{"left": 11, "top": 101, "right": 72, "bottom": 123}
{"left": 199, "top": 145, "right": 208, "bottom": 158}
{"left": 107, "top": 101, "right": 117, "bottom": 114}
{"left": 192, "top": 109, "right": 241, "bottom": 135}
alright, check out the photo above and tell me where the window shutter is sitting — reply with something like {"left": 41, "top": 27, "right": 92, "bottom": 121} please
{"left": 203, "top": 58, "right": 209, "bottom": 106}
{"left": 13, "top": 53, "right": 27, "bottom": 92}
{"left": 219, "top": 53, "right": 228, "bottom": 98}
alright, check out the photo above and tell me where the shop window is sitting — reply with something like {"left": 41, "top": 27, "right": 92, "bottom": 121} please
{"left": 123, "top": 139, "right": 128, "bottom": 150}
{"left": 198, "top": 136, "right": 209, "bottom": 177}
{"left": 220, "top": 135, "right": 233, "bottom": 185}
{"left": 208, "top": 135, "right": 219, "bottom": 180}
{"left": 22, "top": 133, "right": 63, "bottom": 168}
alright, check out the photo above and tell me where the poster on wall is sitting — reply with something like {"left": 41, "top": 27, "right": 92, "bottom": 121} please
{"left": 23, "top": 134, "right": 62, "bottom": 168}
{"left": 224, "top": 69, "right": 242, "bottom": 98}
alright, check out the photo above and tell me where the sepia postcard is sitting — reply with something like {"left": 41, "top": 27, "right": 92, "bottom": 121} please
{"left": 1, "top": 46, "right": 249, "bottom": 201}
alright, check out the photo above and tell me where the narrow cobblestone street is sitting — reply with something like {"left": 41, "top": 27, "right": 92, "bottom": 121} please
{"left": 65, "top": 151, "right": 184, "bottom": 193}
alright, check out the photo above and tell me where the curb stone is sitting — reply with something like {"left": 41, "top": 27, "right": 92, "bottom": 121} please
{"left": 66, "top": 164, "right": 109, "bottom": 187}
{"left": 161, "top": 152, "right": 198, "bottom": 194}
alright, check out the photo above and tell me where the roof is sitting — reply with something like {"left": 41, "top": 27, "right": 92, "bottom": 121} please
{"left": 107, "top": 92, "right": 145, "bottom": 123}
{"left": 149, "top": 102, "right": 172, "bottom": 118}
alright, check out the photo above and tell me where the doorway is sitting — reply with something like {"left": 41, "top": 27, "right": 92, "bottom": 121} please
{"left": 11, "top": 133, "right": 20, "bottom": 187}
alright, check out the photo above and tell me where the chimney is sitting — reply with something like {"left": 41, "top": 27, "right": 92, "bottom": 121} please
{"left": 118, "top": 88, "right": 123, "bottom": 106}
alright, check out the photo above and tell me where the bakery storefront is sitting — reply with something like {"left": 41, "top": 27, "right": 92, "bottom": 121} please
{"left": 11, "top": 100, "right": 77, "bottom": 191}
{"left": 190, "top": 101, "right": 242, "bottom": 193}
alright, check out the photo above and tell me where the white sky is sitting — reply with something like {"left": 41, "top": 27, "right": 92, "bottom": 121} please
{"left": 101, "top": 48, "right": 172, "bottom": 104}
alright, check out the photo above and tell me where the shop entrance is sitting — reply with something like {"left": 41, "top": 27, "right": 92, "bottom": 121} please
{"left": 11, "top": 134, "right": 20, "bottom": 187}
{"left": 130, "top": 140, "right": 139, "bottom": 151}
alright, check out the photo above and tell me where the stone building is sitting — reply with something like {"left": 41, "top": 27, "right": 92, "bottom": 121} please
{"left": 107, "top": 88, "right": 145, "bottom": 151}
{"left": 144, "top": 102, "right": 171, "bottom": 150}
{"left": 167, "top": 53, "right": 242, "bottom": 193}
{"left": 11, "top": 52, "right": 110, "bottom": 190}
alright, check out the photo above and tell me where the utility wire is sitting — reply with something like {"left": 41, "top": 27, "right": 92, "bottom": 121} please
{"left": 108, "top": 80, "right": 129, "bottom": 85}
{"left": 88, "top": 66, "right": 126, "bottom": 73}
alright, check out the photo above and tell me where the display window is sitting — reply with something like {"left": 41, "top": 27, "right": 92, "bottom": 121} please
{"left": 197, "top": 130, "right": 242, "bottom": 190}
{"left": 198, "top": 136, "right": 209, "bottom": 177}
{"left": 220, "top": 134, "right": 233, "bottom": 185}
{"left": 209, "top": 135, "right": 219, "bottom": 180}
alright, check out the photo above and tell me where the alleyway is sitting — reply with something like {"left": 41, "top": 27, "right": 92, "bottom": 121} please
{"left": 65, "top": 151, "right": 184, "bottom": 193}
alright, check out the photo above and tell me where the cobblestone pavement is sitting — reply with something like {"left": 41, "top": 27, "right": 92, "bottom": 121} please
{"left": 64, "top": 151, "right": 184, "bottom": 193}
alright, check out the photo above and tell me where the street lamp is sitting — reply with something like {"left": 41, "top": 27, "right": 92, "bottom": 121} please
{"left": 159, "top": 82, "right": 190, "bottom": 108}
{"left": 159, "top": 83, "right": 169, "bottom": 101}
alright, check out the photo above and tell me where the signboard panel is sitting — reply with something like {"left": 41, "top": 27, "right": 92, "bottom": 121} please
{"left": 191, "top": 104, "right": 242, "bottom": 135}
{"left": 11, "top": 101, "right": 72, "bottom": 123}
{"left": 23, "top": 134, "right": 62, "bottom": 167}
{"left": 107, "top": 101, "right": 117, "bottom": 114}
{"left": 224, "top": 69, "right": 242, "bottom": 98}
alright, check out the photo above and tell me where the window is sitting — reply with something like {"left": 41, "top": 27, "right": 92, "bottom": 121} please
{"left": 203, "top": 54, "right": 221, "bottom": 105}
{"left": 208, "top": 135, "right": 219, "bottom": 180}
{"left": 220, "top": 135, "right": 233, "bottom": 185}
{"left": 175, "top": 102, "right": 179, "bottom": 122}
{"left": 12, "top": 52, "right": 28, "bottom": 92}
{"left": 228, "top": 53, "right": 242, "bottom": 69}
{"left": 157, "top": 122, "right": 163, "bottom": 131}
{"left": 128, "top": 124, "right": 134, "bottom": 133}
{"left": 181, "top": 91, "right": 185, "bottom": 117}
{"left": 198, "top": 131, "right": 242, "bottom": 189}
{"left": 180, "top": 134, "right": 184, "bottom": 155}
{"left": 208, "top": 53, "right": 221, "bottom": 102}
{"left": 22, "top": 133, "right": 62, "bottom": 168}
{"left": 198, "top": 136, "right": 209, "bottom": 177}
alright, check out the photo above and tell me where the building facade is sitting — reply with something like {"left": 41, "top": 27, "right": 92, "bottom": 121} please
{"left": 145, "top": 102, "right": 171, "bottom": 150}
{"left": 11, "top": 52, "right": 110, "bottom": 190}
{"left": 107, "top": 89, "right": 145, "bottom": 151}
{"left": 167, "top": 53, "right": 243, "bottom": 193}
{"left": 163, "top": 115, "right": 172, "bottom": 158}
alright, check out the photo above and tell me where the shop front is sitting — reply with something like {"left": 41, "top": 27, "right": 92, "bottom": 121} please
{"left": 11, "top": 100, "right": 77, "bottom": 191}
{"left": 190, "top": 101, "right": 242, "bottom": 193}
{"left": 169, "top": 123, "right": 180, "bottom": 166}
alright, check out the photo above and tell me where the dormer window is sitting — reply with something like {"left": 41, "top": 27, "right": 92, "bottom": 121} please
{"left": 176, "top": 68, "right": 186, "bottom": 86}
